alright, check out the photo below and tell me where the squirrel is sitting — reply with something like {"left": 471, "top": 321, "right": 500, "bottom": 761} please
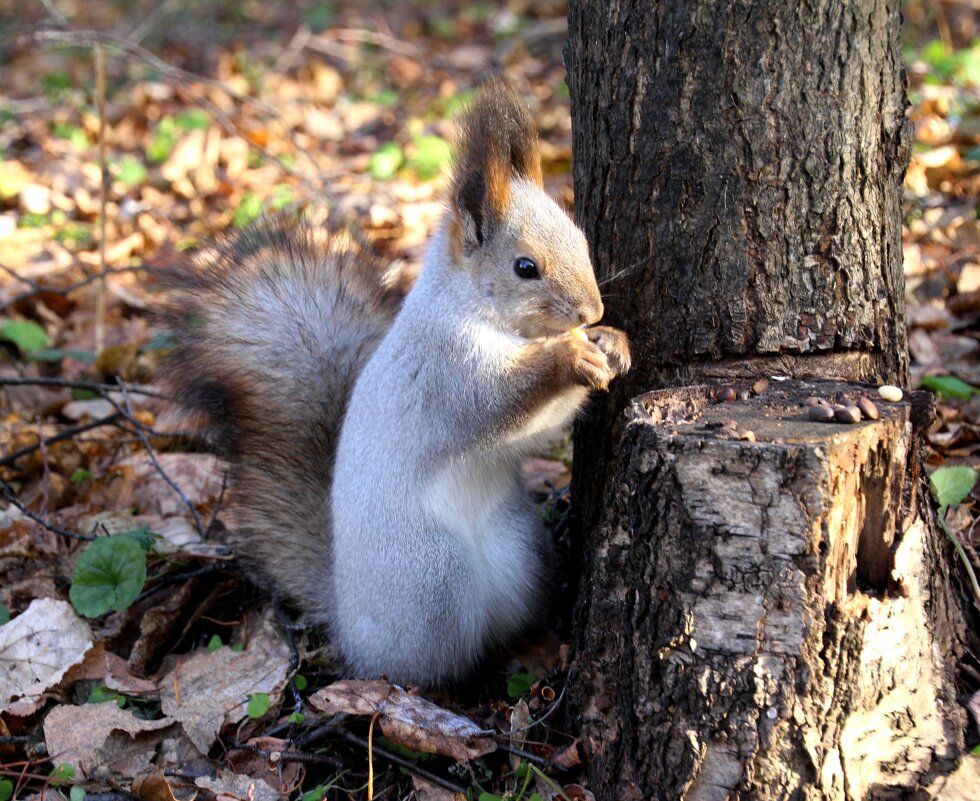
{"left": 162, "top": 79, "right": 631, "bottom": 686}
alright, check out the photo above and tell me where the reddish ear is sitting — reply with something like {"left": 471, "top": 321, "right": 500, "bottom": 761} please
{"left": 450, "top": 79, "right": 543, "bottom": 250}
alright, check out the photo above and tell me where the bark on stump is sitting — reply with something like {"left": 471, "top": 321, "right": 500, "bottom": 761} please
{"left": 569, "top": 380, "right": 967, "bottom": 800}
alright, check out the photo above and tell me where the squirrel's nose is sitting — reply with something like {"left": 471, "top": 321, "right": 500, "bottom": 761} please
{"left": 580, "top": 295, "right": 603, "bottom": 326}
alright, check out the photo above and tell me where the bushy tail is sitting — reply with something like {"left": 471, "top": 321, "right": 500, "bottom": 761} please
{"left": 160, "top": 220, "right": 407, "bottom": 620}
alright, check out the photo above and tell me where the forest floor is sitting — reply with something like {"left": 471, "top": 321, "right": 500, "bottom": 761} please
{"left": 0, "top": 1, "right": 978, "bottom": 799}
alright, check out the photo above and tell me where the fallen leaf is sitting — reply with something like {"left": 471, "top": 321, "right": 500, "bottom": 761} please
{"left": 0, "top": 598, "right": 93, "bottom": 709}
{"left": 411, "top": 776, "right": 465, "bottom": 801}
{"left": 195, "top": 772, "right": 280, "bottom": 801}
{"left": 308, "top": 679, "right": 496, "bottom": 761}
{"left": 159, "top": 613, "right": 291, "bottom": 753}
{"left": 42, "top": 702, "right": 174, "bottom": 777}
{"left": 131, "top": 771, "right": 179, "bottom": 801}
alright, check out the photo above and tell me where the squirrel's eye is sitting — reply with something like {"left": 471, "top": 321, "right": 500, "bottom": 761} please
{"left": 513, "top": 257, "right": 539, "bottom": 280}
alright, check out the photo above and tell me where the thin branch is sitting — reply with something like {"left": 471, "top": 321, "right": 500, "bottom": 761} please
{"left": 0, "top": 413, "right": 123, "bottom": 469}
{"left": 205, "top": 471, "right": 228, "bottom": 537}
{"left": 0, "top": 262, "right": 154, "bottom": 311}
{"left": 0, "top": 376, "right": 169, "bottom": 400}
{"left": 116, "top": 378, "right": 205, "bottom": 536}
{"left": 0, "top": 480, "right": 95, "bottom": 541}
{"left": 94, "top": 40, "right": 108, "bottom": 356}
{"left": 336, "top": 729, "right": 468, "bottom": 795}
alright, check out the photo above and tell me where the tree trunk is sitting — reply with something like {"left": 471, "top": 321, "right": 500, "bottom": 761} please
{"left": 566, "top": 0, "right": 912, "bottom": 534}
{"left": 563, "top": 2, "right": 973, "bottom": 799}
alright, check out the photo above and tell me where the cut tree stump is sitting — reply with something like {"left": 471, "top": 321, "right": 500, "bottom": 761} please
{"left": 569, "top": 379, "right": 968, "bottom": 801}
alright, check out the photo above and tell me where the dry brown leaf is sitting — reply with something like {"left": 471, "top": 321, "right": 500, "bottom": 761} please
{"left": 308, "top": 679, "right": 496, "bottom": 761}
{"left": 411, "top": 776, "right": 466, "bottom": 801}
{"left": 0, "top": 598, "right": 93, "bottom": 709}
{"left": 42, "top": 702, "right": 175, "bottom": 778}
{"left": 195, "top": 772, "right": 280, "bottom": 801}
{"left": 159, "top": 613, "right": 291, "bottom": 753}
{"left": 104, "top": 650, "right": 159, "bottom": 696}
{"left": 118, "top": 452, "right": 224, "bottom": 520}
{"left": 131, "top": 770, "right": 179, "bottom": 801}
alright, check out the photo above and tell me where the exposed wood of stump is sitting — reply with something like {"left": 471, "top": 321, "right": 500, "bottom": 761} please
{"left": 569, "top": 381, "right": 967, "bottom": 801}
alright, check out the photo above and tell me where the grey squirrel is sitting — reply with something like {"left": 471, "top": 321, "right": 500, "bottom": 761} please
{"left": 163, "top": 80, "right": 631, "bottom": 686}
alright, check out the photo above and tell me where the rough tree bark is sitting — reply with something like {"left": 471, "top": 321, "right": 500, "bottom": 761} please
{"left": 564, "top": 1, "right": 974, "bottom": 799}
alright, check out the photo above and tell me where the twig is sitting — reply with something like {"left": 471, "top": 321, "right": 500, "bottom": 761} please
{"left": 0, "top": 262, "right": 153, "bottom": 311}
{"left": 94, "top": 40, "right": 108, "bottom": 356}
{"left": 339, "top": 730, "right": 468, "bottom": 795}
{"left": 0, "top": 375, "right": 169, "bottom": 400}
{"left": 205, "top": 470, "right": 228, "bottom": 537}
{"left": 0, "top": 412, "right": 123, "bottom": 469}
{"left": 115, "top": 379, "right": 205, "bottom": 536}
{"left": 0, "top": 480, "right": 95, "bottom": 541}
{"left": 941, "top": 516, "right": 980, "bottom": 613}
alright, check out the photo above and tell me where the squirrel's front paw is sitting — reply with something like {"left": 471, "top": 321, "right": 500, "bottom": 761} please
{"left": 560, "top": 335, "right": 614, "bottom": 391}
{"left": 586, "top": 326, "right": 632, "bottom": 378}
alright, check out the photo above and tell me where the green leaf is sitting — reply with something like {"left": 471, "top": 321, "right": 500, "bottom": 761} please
{"left": 26, "top": 347, "right": 97, "bottom": 364}
{"left": 70, "top": 785, "right": 86, "bottom": 801}
{"left": 293, "top": 674, "right": 308, "bottom": 691}
{"left": 269, "top": 184, "right": 294, "bottom": 212}
{"left": 478, "top": 794, "right": 505, "bottom": 801}
{"left": 0, "top": 779, "right": 12, "bottom": 801}
{"left": 931, "top": 466, "right": 978, "bottom": 513}
{"left": 147, "top": 117, "right": 176, "bottom": 163}
{"left": 921, "top": 374, "right": 979, "bottom": 400}
{"left": 528, "top": 795, "right": 545, "bottom": 801}
{"left": 114, "top": 157, "right": 148, "bottom": 189}
{"left": 50, "top": 763, "right": 75, "bottom": 786}
{"left": 506, "top": 672, "right": 538, "bottom": 699}
{"left": 230, "top": 642, "right": 244, "bottom": 653}
{"left": 369, "top": 142, "right": 404, "bottom": 181}
{"left": 0, "top": 318, "right": 50, "bottom": 353}
{"left": 69, "top": 535, "right": 148, "bottom": 618}
{"left": 247, "top": 692, "right": 270, "bottom": 719}
{"left": 0, "top": 603, "right": 9, "bottom": 625}
{"left": 207, "top": 634, "right": 223, "bottom": 653}
{"left": 301, "top": 785, "right": 326, "bottom": 801}
{"left": 87, "top": 684, "right": 127, "bottom": 707}
{"left": 71, "top": 468, "right": 92, "bottom": 483}
{"left": 176, "top": 109, "right": 210, "bottom": 131}
{"left": 287, "top": 711, "right": 305, "bottom": 724}
{"left": 51, "top": 123, "right": 89, "bottom": 150}
{"left": 233, "top": 191, "right": 263, "bottom": 228}
{"left": 409, "top": 135, "right": 452, "bottom": 181}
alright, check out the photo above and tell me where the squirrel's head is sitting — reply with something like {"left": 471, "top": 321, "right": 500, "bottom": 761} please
{"left": 446, "top": 79, "right": 603, "bottom": 339}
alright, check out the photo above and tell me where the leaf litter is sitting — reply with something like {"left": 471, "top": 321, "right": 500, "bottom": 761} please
{"left": 0, "top": 0, "right": 977, "bottom": 798}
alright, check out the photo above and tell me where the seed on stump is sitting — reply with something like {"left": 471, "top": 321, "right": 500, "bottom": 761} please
{"left": 808, "top": 405, "right": 835, "bottom": 422}
{"left": 713, "top": 387, "right": 737, "bottom": 403}
{"left": 833, "top": 405, "right": 861, "bottom": 424}
{"left": 804, "top": 396, "right": 826, "bottom": 407}
{"left": 856, "top": 397, "right": 879, "bottom": 420}
{"left": 878, "top": 385, "right": 903, "bottom": 402}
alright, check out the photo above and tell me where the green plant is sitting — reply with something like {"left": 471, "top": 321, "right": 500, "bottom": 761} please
{"left": 69, "top": 531, "right": 151, "bottom": 618}
{"left": 247, "top": 692, "right": 270, "bottom": 719}
{"left": 930, "top": 466, "right": 980, "bottom": 611}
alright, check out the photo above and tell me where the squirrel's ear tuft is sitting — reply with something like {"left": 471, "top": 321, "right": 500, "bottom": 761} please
{"left": 449, "top": 79, "right": 543, "bottom": 251}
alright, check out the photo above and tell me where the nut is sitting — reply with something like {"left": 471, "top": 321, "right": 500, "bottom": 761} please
{"left": 808, "top": 405, "right": 835, "bottom": 422}
{"left": 805, "top": 396, "right": 827, "bottom": 407}
{"left": 569, "top": 327, "right": 589, "bottom": 342}
{"left": 713, "top": 387, "right": 737, "bottom": 403}
{"left": 856, "top": 397, "right": 879, "bottom": 420}
{"left": 878, "top": 385, "right": 903, "bottom": 402}
{"left": 833, "top": 405, "right": 861, "bottom": 423}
